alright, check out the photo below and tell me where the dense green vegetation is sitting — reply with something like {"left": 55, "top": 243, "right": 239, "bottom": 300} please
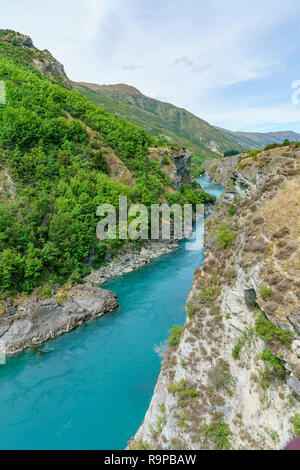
{"left": 223, "top": 150, "right": 240, "bottom": 157}
{"left": 0, "top": 35, "right": 214, "bottom": 297}
{"left": 264, "top": 139, "right": 292, "bottom": 151}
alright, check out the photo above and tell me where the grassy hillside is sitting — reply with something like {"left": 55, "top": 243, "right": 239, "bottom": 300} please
{"left": 0, "top": 31, "right": 214, "bottom": 297}
{"left": 73, "top": 82, "right": 245, "bottom": 176}
{"left": 74, "top": 83, "right": 300, "bottom": 175}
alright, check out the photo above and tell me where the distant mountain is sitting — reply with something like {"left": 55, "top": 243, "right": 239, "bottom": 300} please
{"left": 74, "top": 82, "right": 300, "bottom": 174}
{"left": 73, "top": 82, "right": 245, "bottom": 175}
{"left": 216, "top": 128, "right": 300, "bottom": 150}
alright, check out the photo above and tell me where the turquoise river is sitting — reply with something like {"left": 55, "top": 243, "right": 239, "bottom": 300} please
{"left": 0, "top": 176, "right": 224, "bottom": 450}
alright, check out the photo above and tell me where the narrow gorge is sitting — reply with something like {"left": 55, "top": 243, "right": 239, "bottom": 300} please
{"left": 131, "top": 145, "right": 300, "bottom": 450}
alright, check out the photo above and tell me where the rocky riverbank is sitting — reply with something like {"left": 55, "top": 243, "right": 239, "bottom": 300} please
{"left": 0, "top": 284, "right": 118, "bottom": 355}
{"left": 130, "top": 145, "right": 300, "bottom": 450}
{"left": 0, "top": 216, "right": 203, "bottom": 356}
{"left": 86, "top": 240, "right": 179, "bottom": 285}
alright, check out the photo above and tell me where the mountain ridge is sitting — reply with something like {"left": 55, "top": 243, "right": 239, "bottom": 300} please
{"left": 74, "top": 81, "right": 300, "bottom": 174}
{"left": 217, "top": 126, "right": 300, "bottom": 150}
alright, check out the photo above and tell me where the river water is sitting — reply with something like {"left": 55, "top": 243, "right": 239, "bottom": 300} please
{"left": 0, "top": 176, "right": 224, "bottom": 450}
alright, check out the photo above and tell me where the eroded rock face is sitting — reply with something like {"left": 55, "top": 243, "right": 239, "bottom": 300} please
{"left": 15, "top": 35, "right": 33, "bottom": 48}
{"left": 0, "top": 284, "right": 118, "bottom": 355}
{"left": 130, "top": 146, "right": 300, "bottom": 451}
{"left": 0, "top": 31, "right": 71, "bottom": 88}
{"left": 171, "top": 150, "right": 193, "bottom": 188}
{"left": 204, "top": 155, "right": 240, "bottom": 186}
{"left": 288, "top": 375, "right": 300, "bottom": 400}
{"left": 32, "top": 53, "right": 71, "bottom": 88}
{"left": 148, "top": 148, "right": 192, "bottom": 190}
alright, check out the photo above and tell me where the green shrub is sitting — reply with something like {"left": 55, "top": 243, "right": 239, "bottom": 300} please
{"left": 226, "top": 268, "right": 237, "bottom": 279}
{"left": 168, "top": 379, "right": 197, "bottom": 405}
{"left": 293, "top": 414, "right": 300, "bottom": 437}
{"left": 228, "top": 205, "right": 238, "bottom": 217}
{"left": 248, "top": 149, "right": 262, "bottom": 160}
{"left": 264, "top": 140, "right": 290, "bottom": 151}
{"left": 191, "top": 165, "right": 205, "bottom": 178}
{"left": 130, "top": 440, "right": 150, "bottom": 450}
{"left": 91, "top": 141, "right": 101, "bottom": 149}
{"left": 200, "top": 413, "right": 233, "bottom": 450}
{"left": 186, "top": 303, "right": 197, "bottom": 320}
{"left": 258, "top": 350, "right": 285, "bottom": 390}
{"left": 223, "top": 150, "right": 239, "bottom": 157}
{"left": 232, "top": 342, "right": 243, "bottom": 360}
{"left": 91, "top": 150, "right": 108, "bottom": 173}
{"left": 198, "top": 287, "right": 217, "bottom": 304}
{"left": 259, "top": 285, "right": 272, "bottom": 301}
{"left": 217, "top": 223, "right": 236, "bottom": 249}
{"left": 178, "top": 412, "right": 189, "bottom": 429}
{"left": 261, "top": 349, "right": 285, "bottom": 375}
{"left": 167, "top": 325, "right": 183, "bottom": 347}
{"left": 209, "top": 367, "right": 237, "bottom": 396}
{"left": 255, "top": 314, "right": 293, "bottom": 347}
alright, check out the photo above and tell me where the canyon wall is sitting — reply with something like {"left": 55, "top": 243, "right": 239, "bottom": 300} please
{"left": 130, "top": 146, "right": 300, "bottom": 450}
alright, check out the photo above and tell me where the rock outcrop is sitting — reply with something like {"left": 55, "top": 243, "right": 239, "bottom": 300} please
{"left": 0, "top": 284, "right": 118, "bottom": 355}
{"left": 204, "top": 155, "right": 240, "bottom": 186}
{"left": 130, "top": 145, "right": 300, "bottom": 450}
{"left": 15, "top": 35, "right": 33, "bottom": 48}
{"left": 0, "top": 30, "right": 71, "bottom": 88}
{"left": 32, "top": 52, "right": 71, "bottom": 88}
{"left": 148, "top": 148, "right": 192, "bottom": 190}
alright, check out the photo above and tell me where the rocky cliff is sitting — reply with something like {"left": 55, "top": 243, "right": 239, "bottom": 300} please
{"left": 130, "top": 145, "right": 300, "bottom": 450}
{"left": 0, "top": 30, "right": 70, "bottom": 88}
{"left": 148, "top": 147, "right": 192, "bottom": 190}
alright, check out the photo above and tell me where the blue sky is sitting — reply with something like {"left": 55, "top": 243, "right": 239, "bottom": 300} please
{"left": 2, "top": 0, "right": 300, "bottom": 132}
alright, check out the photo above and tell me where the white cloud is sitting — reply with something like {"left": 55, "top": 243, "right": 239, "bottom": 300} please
{"left": 122, "top": 64, "right": 144, "bottom": 71}
{"left": 85, "top": 0, "right": 119, "bottom": 42}
{"left": 172, "top": 57, "right": 210, "bottom": 73}
{"left": 1, "top": 0, "right": 300, "bottom": 132}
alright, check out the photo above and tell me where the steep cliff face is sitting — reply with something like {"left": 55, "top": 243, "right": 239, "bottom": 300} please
{"left": 148, "top": 148, "right": 192, "bottom": 190}
{"left": 0, "top": 30, "right": 71, "bottom": 87}
{"left": 32, "top": 51, "right": 70, "bottom": 88}
{"left": 204, "top": 155, "right": 240, "bottom": 186}
{"left": 130, "top": 145, "right": 300, "bottom": 450}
